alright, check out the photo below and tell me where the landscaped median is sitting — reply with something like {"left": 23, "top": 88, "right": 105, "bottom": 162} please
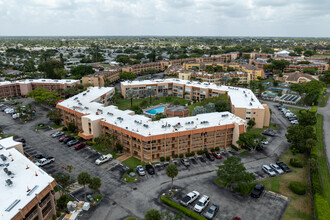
{"left": 310, "top": 114, "right": 330, "bottom": 220}
{"left": 160, "top": 196, "right": 207, "bottom": 220}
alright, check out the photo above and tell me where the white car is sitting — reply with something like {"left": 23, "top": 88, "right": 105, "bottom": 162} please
{"left": 12, "top": 113, "right": 20, "bottom": 119}
{"left": 291, "top": 120, "right": 299, "bottom": 125}
{"left": 35, "top": 157, "right": 55, "bottom": 167}
{"left": 5, "top": 108, "right": 14, "bottom": 114}
{"left": 180, "top": 191, "right": 200, "bottom": 206}
{"left": 194, "top": 195, "right": 210, "bottom": 213}
{"left": 270, "top": 163, "right": 284, "bottom": 174}
{"left": 262, "top": 165, "right": 276, "bottom": 177}
{"left": 95, "top": 154, "right": 113, "bottom": 165}
{"left": 136, "top": 165, "right": 146, "bottom": 176}
{"left": 262, "top": 141, "right": 269, "bottom": 145}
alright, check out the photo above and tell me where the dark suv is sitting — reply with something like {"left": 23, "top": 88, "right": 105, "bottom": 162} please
{"left": 205, "top": 152, "right": 215, "bottom": 161}
{"left": 251, "top": 183, "right": 264, "bottom": 198}
{"left": 276, "top": 161, "right": 292, "bottom": 173}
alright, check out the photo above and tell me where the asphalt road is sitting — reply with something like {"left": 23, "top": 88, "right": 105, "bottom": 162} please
{"left": 1, "top": 99, "right": 290, "bottom": 220}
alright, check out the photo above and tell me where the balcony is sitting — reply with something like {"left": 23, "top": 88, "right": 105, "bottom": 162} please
{"left": 78, "top": 132, "right": 94, "bottom": 140}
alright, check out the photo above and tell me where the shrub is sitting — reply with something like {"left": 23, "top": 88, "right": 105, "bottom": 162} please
{"left": 62, "top": 127, "right": 68, "bottom": 131}
{"left": 140, "top": 100, "right": 148, "bottom": 107}
{"left": 160, "top": 157, "right": 165, "bottom": 162}
{"left": 190, "top": 151, "right": 195, "bottom": 156}
{"left": 166, "top": 156, "right": 170, "bottom": 161}
{"left": 56, "top": 195, "right": 72, "bottom": 210}
{"left": 173, "top": 154, "right": 178, "bottom": 158}
{"left": 215, "top": 147, "right": 219, "bottom": 151}
{"left": 127, "top": 168, "right": 134, "bottom": 173}
{"left": 173, "top": 100, "right": 181, "bottom": 105}
{"left": 311, "top": 169, "right": 322, "bottom": 194}
{"left": 289, "top": 181, "right": 307, "bottom": 195}
{"left": 290, "top": 158, "right": 303, "bottom": 168}
{"left": 197, "top": 150, "right": 204, "bottom": 155}
{"left": 56, "top": 211, "right": 61, "bottom": 217}
{"left": 87, "top": 141, "right": 96, "bottom": 146}
{"left": 160, "top": 196, "right": 207, "bottom": 220}
{"left": 179, "top": 154, "right": 184, "bottom": 158}
{"left": 210, "top": 148, "right": 215, "bottom": 152}
{"left": 231, "top": 144, "right": 239, "bottom": 151}
{"left": 185, "top": 153, "right": 190, "bottom": 157}
{"left": 234, "top": 183, "right": 257, "bottom": 195}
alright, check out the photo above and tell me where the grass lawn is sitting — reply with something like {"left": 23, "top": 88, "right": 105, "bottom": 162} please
{"left": 122, "top": 156, "right": 148, "bottom": 168}
{"left": 239, "top": 151, "right": 248, "bottom": 156}
{"left": 51, "top": 124, "right": 63, "bottom": 129}
{"left": 116, "top": 96, "right": 189, "bottom": 111}
{"left": 260, "top": 150, "right": 313, "bottom": 220}
{"left": 319, "top": 95, "right": 328, "bottom": 107}
{"left": 122, "top": 171, "right": 139, "bottom": 183}
{"left": 315, "top": 114, "right": 330, "bottom": 205}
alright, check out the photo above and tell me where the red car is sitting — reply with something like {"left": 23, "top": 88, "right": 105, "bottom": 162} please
{"left": 59, "top": 135, "right": 69, "bottom": 142}
{"left": 233, "top": 218, "right": 241, "bottom": 220}
{"left": 75, "top": 142, "right": 86, "bottom": 150}
{"left": 212, "top": 151, "right": 222, "bottom": 159}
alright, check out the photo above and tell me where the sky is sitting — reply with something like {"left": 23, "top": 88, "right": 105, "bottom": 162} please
{"left": 0, "top": 0, "right": 330, "bottom": 37}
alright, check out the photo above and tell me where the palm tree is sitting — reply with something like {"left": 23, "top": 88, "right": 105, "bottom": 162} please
{"left": 146, "top": 88, "right": 156, "bottom": 104}
{"left": 166, "top": 164, "right": 178, "bottom": 190}
{"left": 126, "top": 89, "right": 137, "bottom": 108}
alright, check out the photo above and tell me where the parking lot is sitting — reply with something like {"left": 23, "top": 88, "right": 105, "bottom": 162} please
{"left": 1, "top": 99, "right": 292, "bottom": 220}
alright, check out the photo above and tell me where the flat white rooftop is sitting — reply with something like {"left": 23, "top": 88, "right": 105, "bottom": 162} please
{"left": 0, "top": 140, "right": 54, "bottom": 220}
{"left": 121, "top": 78, "right": 264, "bottom": 109}
{"left": 0, "top": 79, "right": 79, "bottom": 86}
{"left": 0, "top": 136, "right": 19, "bottom": 149}
{"left": 57, "top": 87, "right": 245, "bottom": 137}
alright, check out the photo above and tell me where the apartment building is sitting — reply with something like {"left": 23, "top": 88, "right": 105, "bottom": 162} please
{"left": 0, "top": 137, "right": 57, "bottom": 220}
{"left": 121, "top": 79, "right": 270, "bottom": 129}
{"left": 0, "top": 79, "right": 79, "bottom": 98}
{"left": 250, "top": 58, "right": 329, "bottom": 74}
{"left": 56, "top": 86, "right": 247, "bottom": 162}
{"left": 81, "top": 53, "right": 243, "bottom": 87}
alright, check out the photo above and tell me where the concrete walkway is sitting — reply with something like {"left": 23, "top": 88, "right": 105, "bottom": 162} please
{"left": 116, "top": 154, "right": 130, "bottom": 162}
{"left": 317, "top": 88, "right": 330, "bottom": 174}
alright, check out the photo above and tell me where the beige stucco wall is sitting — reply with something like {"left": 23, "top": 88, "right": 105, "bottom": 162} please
{"left": 81, "top": 116, "right": 103, "bottom": 139}
{"left": 179, "top": 72, "right": 191, "bottom": 80}
{"left": 19, "top": 83, "right": 32, "bottom": 96}
{"left": 262, "top": 104, "right": 270, "bottom": 127}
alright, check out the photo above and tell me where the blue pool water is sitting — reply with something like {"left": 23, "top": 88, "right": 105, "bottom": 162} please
{"left": 146, "top": 106, "right": 165, "bottom": 115}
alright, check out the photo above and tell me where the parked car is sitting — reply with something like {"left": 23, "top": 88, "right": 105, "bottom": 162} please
{"left": 95, "top": 154, "right": 113, "bottom": 165}
{"left": 205, "top": 152, "right": 215, "bottom": 161}
{"left": 35, "top": 157, "right": 54, "bottom": 167}
{"left": 63, "top": 137, "right": 74, "bottom": 144}
{"left": 262, "top": 165, "right": 276, "bottom": 177}
{"left": 270, "top": 163, "right": 284, "bottom": 174}
{"left": 12, "top": 113, "right": 21, "bottom": 119}
{"left": 233, "top": 217, "right": 242, "bottom": 220}
{"left": 250, "top": 183, "right": 264, "bottom": 198}
{"left": 136, "top": 165, "right": 146, "bottom": 176}
{"left": 194, "top": 195, "right": 210, "bottom": 213}
{"left": 262, "top": 140, "right": 269, "bottom": 145}
{"left": 74, "top": 142, "right": 86, "bottom": 150}
{"left": 67, "top": 139, "right": 79, "bottom": 147}
{"left": 291, "top": 120, "right": 299, "bottom": 125}
{"left": 145, "top": 164, "right": 155, "bottom": 175}
{"left": 262, "top": 129, "right": 276, "bottom": 137}
{"left": 51, "top": 131, "right": 64, "bottom": 138}
{"left": 180, "top": 191, "right": 200, "bottom": 206}
{"left": 59, "top": 135, "right": 69, "bottom": 142}
{"left": 288, "top": 116, "right": 297, "bottom": 121}
{"left": 204, "top": 204, "right": 219, "bottom": 219}
{"left": 180, "top": 158, "right": 190, "bottom": 166}
{"left": 212, "top": 152, "right": 222, "bottom": 159}
{"left": 199, "top": 156, "right": 206, "bottom": 163}
{"left": 276, "top": 161, "right": 292, "bottom": 173}
{"left": 13, "top": 137, "right": 26, "bottom": 143}
{"left": 256, "top": 144, "right": 264, "bottom": 151}
{"left": 34, "top": 153, "right": 48, "bottom": 159}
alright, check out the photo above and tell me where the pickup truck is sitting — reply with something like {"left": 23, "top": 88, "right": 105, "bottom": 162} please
{"left": 35, "top": 157, "right": 55, "bottom": 167}
{"left": 95, "top": 154, "right": 113, "bottom": 165}
{"left": 180, "top": 191, "right": 200, "bottom": 206}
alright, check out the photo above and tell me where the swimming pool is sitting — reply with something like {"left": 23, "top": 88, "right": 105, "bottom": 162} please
{"left": 145, "top": 106, "right": 166, "bottom": 115}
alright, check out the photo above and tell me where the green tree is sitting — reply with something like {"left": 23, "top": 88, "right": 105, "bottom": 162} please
{"left": 146, "top": 88, "right": 156, "bottom": 104}
{"left": 286, "top": 125, "right": 316, "bottom": 153}
{"left": 22, "top": 59, "right": 36, "bottom": 73}
{"left": 145, "top": 209, "right": 162, "bottom": 220}
{"left": 304, "top": 50, "right": 315, "bottom": 57}
{"left": 166, "top": 164, "right": 178, "bottom": 190}
{"left": 247, "top": 119, "right": 256, "bottom": 128}
{"left": 271, "top": 60, "right": 290, "bottom": 72}
{"left": 237, "top": 132, "right": 265, "bottom": 151}
{"left": 47, "top": 110, "right": 61, "bottom": 125}
{"left": 303, "top": 67, "right": 317, "bottom": 75}
{"left": 298, "top": 110, "right": 316, "bottom": 126}
{"left": 116, "top": 55, "right": 130, "bottom": 65}
{"left": 77, "top": 172, "right": 91, "bottom": 201}
{"left": 217, "top": 156, "right": 255, "bottom": 190}
{"left": 89, "top": 177, "right": 102, "bottom": 191}
{"left": 70, "top": 65, "right": 95, "bottom": 79}
{"left": 27, "top": 87, "right": 61, "bottom": 106}
{"left": 126, "top": 89, "right": 138, "bottom": 108}
{"left": 54, "top": 173, "right": 72, "bottom": 196}
{"left": 38, "top": 60, "right": 65, "bottom": 79}
{"left": 293, "top": 46, "right": 304, "bottom": 55}
{"left": 119, "top": 71, "right": 137, "bottom": 81}
{"left": 104, "top": 77, "right": 111, "bottom": 87}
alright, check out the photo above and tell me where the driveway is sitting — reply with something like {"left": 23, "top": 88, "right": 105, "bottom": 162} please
{"left": 0, "top": 99, "right": 290, "bottom": 220}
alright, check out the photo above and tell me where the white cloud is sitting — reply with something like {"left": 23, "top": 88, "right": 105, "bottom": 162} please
{"left": 0, "top": 0, "right": 329, "bottom": 36}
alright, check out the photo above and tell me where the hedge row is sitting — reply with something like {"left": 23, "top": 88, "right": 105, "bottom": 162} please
{"left": 160, "top": 196, "right": 207, "bottom": 220}
{"left": 314, "top": 193, "right": 330, "bottom": 220}
{"left": 289, "top": 181, "right": 307, "bottom": 195}
{"left": 289, "top": 158, "right": 303, "bottom": 168}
